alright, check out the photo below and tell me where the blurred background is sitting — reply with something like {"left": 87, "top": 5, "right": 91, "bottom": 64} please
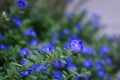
{"left": 66, "top": 0, "right": 120, "bottom": 35}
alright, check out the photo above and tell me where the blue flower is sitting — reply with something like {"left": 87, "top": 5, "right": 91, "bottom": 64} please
{"left": 30, "top": 40, "right": 40, "bottom": 47}
{"left": 20, "top": 69, "right": 32, "bottom": 76}
{"left": 95, "top": 60, "right": 104, "bottom": 70}
{"left": 97, "top": 70, "right": 106, "bottom": 77}
{"left": 13, "top": 17, "right": 22, "bottom": 27}
{"left": 41, "top": 44, "right": 54, "bottom": 53}
{"left": 54, "top": 71, "right": 62, "bottom": 80}
{"left": 0, "top": 44, "right": 10, "bottom": 50}
{"left": 65, "top": 12, "right": 73, "bottom": 19}
{"left": 64, "top": 42, "right": 70, "bottom": 50}
{"left": 103, "top": 57, "right": 113, "bottom": 66}
{"left": 30, "top": 64, "right": 40, "bottom": 76}
{"left": 70, "top": 39, "right": 83, "bottom": 52}
{"left": 82, "top": 46, "right": 95, "bottom": 55}
{"left": 51, "top": 30, "right": 60, "bottom": 38}
{"left": 53, "top": 60, "right": 63, "bottom": 68}
{"left": 0, "top": 33, "right": 3, "bottom": 40}
{"left": 20, "top": 59, "right": 27, "bottom": 65}
{"left": 63, "top": 29, "right": 70, "bottom": 35}
{"left": 91, "top": 20, "right": 100, "bottom": 27}
{"left": 99, "top": 46, "right": 111, "bottom": 54}
{"left": 108, "top": 35, "right": 118, "bottom": 41}
{"left": 67, "top": 0, "right": 73, "bottom": 3}
{"left": 76, "top": 77, "right": 86, "bottom": 80}
{"left": 65, "top": 56, "right": 73, "bottom": 64}
{"left": 50, "top": 39, "right": 57, "bottom": 45}
{"left": 38, "top": 64, "right": 47, "bottom": 74}
{"left": 24, "top": 29, "right": 37, "bottom": 38}
{"left": 19, "top": 48, "right": 30, "bottom": 56}
{"left": 16, "top": 0, "right": 28, "bottom": 9}
{"left": 82, "top": 59, "right": 93, "bottom": 68}
{"left": 67, "top": 63, "right": 78, "bottom": 72}
{"left": 69, "top": 35, "right": 80, "bottom": 41}
{"left": 75, "top": 24, "right": 83, "bottom": 30}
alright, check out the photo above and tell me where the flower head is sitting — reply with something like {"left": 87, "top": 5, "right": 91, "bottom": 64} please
{"left": 63, "top": 29, "right": 70, "bottom": 35}
{"left": 76, "top": 24, "right": 83, "bottom": 30}
{"left": 20, "top": 69, "right": 32, "bottom": 76}
{"left": 97, "top": 70, "right": 106, "bottom": 77}
{"left": 99, "top": 46, "right": 111, "bottom": 54}
{"left": 67, "top": 63, "right": 78, "bottom": 72}
{"left": 82, "top": 46, "right": 95, "bottom": 55}
{"left": 82, "top": 59, "right": 93, "bottom": 68}
{"left": 70, "top": 39, "right": 83, "bottom": 52}
{"left": 50, "top": 39, "right": 57, "bottom": 45}
{"left": 41, "top": 44, "right": 54, "bottom": 53}
{"left": 20, "top": 59, "right": 27, "bottom": 65}
{"left": 19, "top": 48, "right": 30, "bottom": 56}
{"left": 53, "top": 60, "right": 63, "bottom": 68}
{"left": 0, "top": 44, "right": 10, "bottom": 50}
{"left": 95, "top": 60, "right": 104, "bottom": 70}
{"left": 16, "top": 0, "right": 28, "bottom": 9}
{"left": 54, "top": 71, "right": 62, "bottom": 80}
{"left": 30, "top": 40, "right": 40, "bottom": 47}
{"left": 24, "top": 29, "right": 37, "bottom": 38}
{"left": 13, "top": 17, "right": 22, "bottom": 27}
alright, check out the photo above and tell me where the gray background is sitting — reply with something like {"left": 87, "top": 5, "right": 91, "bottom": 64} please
{"left": 66, "top": 0, "right": 120, "bottom": 35}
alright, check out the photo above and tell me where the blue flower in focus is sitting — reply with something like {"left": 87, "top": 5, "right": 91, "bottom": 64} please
{"left": 70, "top": 39, "right": 83, "bottom": 52}
{"left": 20, "top": 59, "right": 27, "bottom": 65}
{"left": 30, "top": 40, "right": 40, "bottom": 47}
{"left": 82, "top": 59, "right": 93, "bottom": 68}
{"left": 13, "top": 17, "right": 22, "bottom": 27}
{"left": 82, "top": 46, "right": 95, "bottom": 55}
{"left": 41, "top": 44, "right": 54, "bottom": 53}
{"left": 24, "top": 29, "right": 37, "bottom": 38}
{"left": 99, "top": 46, "right": 111, "bottom": 54}
{"left": 54, "top": 71, "right": 62, "bottom": 80}
{"left": 0, "top": 33, "right": 3, "bottom": 40}
{"left": 63, "top": 29, "right": 70, "bottom": 35}
{"left": 20, "top": 69, "right": 32, "bottom": 76}
{"left": 95, "top": 60, "right": 104, "bottom": 70}
{"left": 19, "top": 48, "right": 30, "bottom": 56}
{"left": 97, "top": 70, "right": 106, "bottom": 77}
{"left": 0, "top": 44, "right": 10, "bottom": 50}
{"left": 53, "top": 60, "right": 63, "bottom": 68}
{"left": 76, "top": 24, "right": 83, "bottom": 30}
{"left": 16, "top": 0, "right": 28, "bottom": 9}
{"left": 67, "top": 63, "right": 78, "bottom": 72}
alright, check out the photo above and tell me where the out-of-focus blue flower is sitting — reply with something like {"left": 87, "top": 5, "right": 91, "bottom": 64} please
{"left": 65, "top": 56, "right": 73, "bottom": 64}
{"left": 0, "top": 44, "right": 10, "bottom": 50}
{"left": 76, "top": 24, "right": 83, "bottom": 30}
{"left": 103, "top": 57, "right": 113, "bottom": 66}
{"left": 95, "top": 60, "right": 104, "bottom": 70}
{"left": 69, "top": 35, "right": 80, "bottom": 41}
{"left": 65, "top": 12, "right": 73, "bottom": 19}
{"left": 38, "top": 64, "right": 47, "bottom": 74}
{"left": 76, "top": 77, "right": 86, "bottom": 80}
{"left": 70, "top": 39, "right": 83, "bottom": 52}
{"left": 53, "top": 60, "right": 63, "bottom": 68}
{"left": 41, "top": 44, "right": 54, "bottom": 53}
{"left": 82, "top": 46, "right": 95, "bottom": 55}
{"left": 108, "top": 35, "right": 118, "bottom": 41}
{"left": 0, "top": 33, "right": 3, "bottom": 40}
{"left": 97, "top": 70, "right": 106, "bottom": 77}
{"left": 50, "top": 39, "right": 57, "bottom": 45}
{"left": 51, "top": 30, "right": 60, "bottom": 38}
{"left": 30, "top": 40, "right": 40, "bottom": 47}
{"left": 20, "top": 69, "right": 32, "bottom": 76}
{"left": 16, "top": 0, "right": 28, "bottom": 9}
{"left": 63, "top": 29, "right": 70, "bottom": 35}
{"left": 54, "top": 71, "right": 62, "bottom": 80}
{"left": 99, "top": 46, "right": 111, "bottom": 54}
{"left": 67, "top": 63, "right": 78, "bottom": 72}
{"left": 13, "top": 17, "right": 22, "bottom": 27}
{"left": 30, "top": 64, "right": 40, "bottom": 76}
{"left": 67, "top": 0, "right": 73, "bottom": 3}
{"left": 82, "top": 59, "right": 93, "bottom": 68}
{"left": 24, "top": 29, "right": 37, "bottom": 38}
{"left": 19, "top": 48, "right": 30, "bottom": 56}
{"left": 64, "top": 42, "right": 70, "bottom": 50}
{"left": 20, "top": 59, "right": 27, "bottom": 65}
{"left": 91, "top": 20, "right": 100, "bottom": 28}
{"left": 92, "top": 14, "right": 100, "bottom": 21}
